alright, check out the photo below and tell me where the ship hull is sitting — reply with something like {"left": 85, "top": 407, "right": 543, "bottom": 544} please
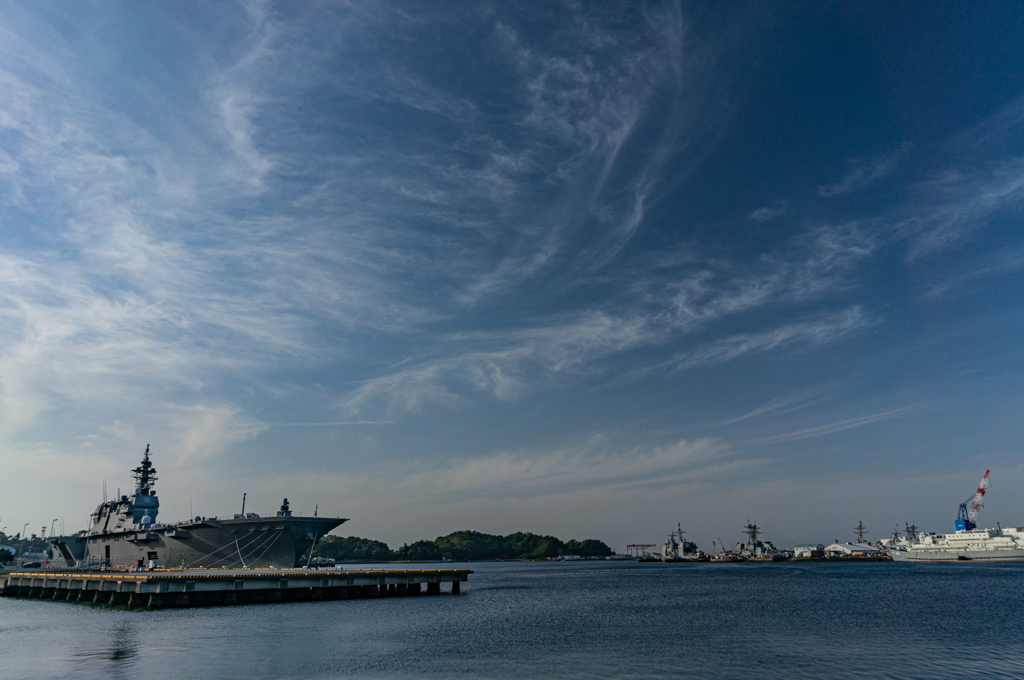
{"left": 57, "top": 516, "right": 344, "bottom": 569}
{"left": 890, "top": 548, "right": 1024, "bottom": 562}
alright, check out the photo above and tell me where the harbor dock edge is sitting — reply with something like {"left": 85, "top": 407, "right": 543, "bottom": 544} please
{"left": 0, "top": 567, "right": 471, "bottom": 608}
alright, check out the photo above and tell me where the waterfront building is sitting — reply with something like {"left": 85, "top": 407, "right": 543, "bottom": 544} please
{"left": 824, "top": 542, "right": 880, "bottom": 557}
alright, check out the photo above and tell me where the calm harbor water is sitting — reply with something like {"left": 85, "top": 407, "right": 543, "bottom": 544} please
{"left": 3, "top": 560, "right": 1024, "bottom": 679}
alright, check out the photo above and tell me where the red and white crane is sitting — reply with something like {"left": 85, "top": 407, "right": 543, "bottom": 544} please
{"left": 956, "top": 470, "right": 989, "bottom": 531}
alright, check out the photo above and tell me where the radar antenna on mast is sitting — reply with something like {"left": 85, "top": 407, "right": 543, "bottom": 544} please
{"left": 955, "top": 470, "right": 989, "bottom": 531}
{"left": 131, "top": 444, "right": 158, "bottom": 495}
{"left": 743, "top": 521, "right": 761, "bottom": 546}
{"left": 854, "top": 521, "right": 868, "bottom": 543}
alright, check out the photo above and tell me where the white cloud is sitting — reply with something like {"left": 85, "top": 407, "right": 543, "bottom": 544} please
{"left": 819, "top": 142, "right": 911, "bottom": 197}
{"left": 673, "top": 306, "right": 871, "bottom": 370}
{"left": 924, "top": 248, "right": 1024, "bottom": 298}
{"left": 340, "top": 219, "right": 879, "bottom": 417}
{"left": 755, "top": 406, "right": 913, "bottom": 443}
{"left": 162, "top": 404, "right": 268, "bottom": 464}
{"left": 749, "top": 203, "right": 786, "bottom": 222}
{"left": 251, "top": 435, "right": 740, "bottom": 507}
{"left": 341, "top": 311, "right": 653, "bottom": 415}
{"left": 899, "top": 157, "right": 1024, "bottom": 261}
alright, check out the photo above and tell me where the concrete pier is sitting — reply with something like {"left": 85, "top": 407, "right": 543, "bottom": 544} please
{"left": 1, "top": 567, "right": 471, "bottom": 609}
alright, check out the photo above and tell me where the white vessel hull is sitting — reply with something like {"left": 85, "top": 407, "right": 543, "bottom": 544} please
{"left": 890, "top": 548, "right": 1024, "bottom": 562}
{"left": 891, "top": 526, "right": 1024, "bottom": 562}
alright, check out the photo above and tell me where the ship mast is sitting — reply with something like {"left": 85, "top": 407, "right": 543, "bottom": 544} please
{"left": 743, "top": 521, "right": 761, "bottom": 549}
{"left": 131, "top": 444, "right": 158, "bottom": 495}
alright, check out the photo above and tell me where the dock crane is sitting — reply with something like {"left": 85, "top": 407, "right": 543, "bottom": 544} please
{"left": 955, "top": 470, "right": 989, "bottom": 531}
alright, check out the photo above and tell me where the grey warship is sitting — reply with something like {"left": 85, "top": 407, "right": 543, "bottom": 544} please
{"left": 51, "top": 446, "right": 347, "bottom": 569}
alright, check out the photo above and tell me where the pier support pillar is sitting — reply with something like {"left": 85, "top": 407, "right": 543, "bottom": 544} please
{"left": 53, "top": 588, "right": 69, "bottom": 600}
{"left": 109, "top": 592, "right": 130, "bottom": 607}
{"left": 396, "top": 583, "right": 408, "bottom": 596}
{"left": 40, "top": 587, "right": 56, "bottom": 599}
{"left": 127, "top": 592, "right": 146, "bottom": 608}
{"left": 451, "top": 581, "right": 460, "bottom": 595}
{"left": 426, "top": 582, "right": 440, "bottom": 595}
{"left": 409, "top": 583, "right": 421, "bottom": 595}
{"left": 147, "top": 594, "right": 164, "bottom": 609}
{"left": 27, "top": 586, "right": 43, "bottom": 598}
{"left": 94, "top": 590, "right": 111, "bottom": 604}
{"left": 16, "top": 586, "right": 31, "bottom": 597}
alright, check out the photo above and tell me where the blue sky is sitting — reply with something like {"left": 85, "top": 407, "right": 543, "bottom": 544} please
{"left": 1, "top": 1, "right": 1022, "bottom": 550}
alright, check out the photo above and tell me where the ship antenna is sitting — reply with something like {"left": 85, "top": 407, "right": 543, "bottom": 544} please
{"left": 743, "top": 520, "right": 761, "bottom": 545}
{"left": 854, "top": 521, "right": 868, "bottom": 543}
{"left": 131, "top": 445, "right": 158, "bottom": 494}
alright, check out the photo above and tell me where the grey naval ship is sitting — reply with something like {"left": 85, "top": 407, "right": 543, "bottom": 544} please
{"left": 51, "top": 446, "right": 347, "bottom": 569}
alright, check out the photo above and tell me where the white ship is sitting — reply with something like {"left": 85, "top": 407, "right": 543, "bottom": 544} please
{"left": 889, "top": 527, "right": 1024, "bottom": 562}
{"left": 890, "top": 470, "right": 1024, "bottom": 562}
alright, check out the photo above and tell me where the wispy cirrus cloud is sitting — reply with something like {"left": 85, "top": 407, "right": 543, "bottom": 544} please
{"left": 923, "top": 248, "right": 1024, "bottom": 299}
{"left": 755, "top": 406, "right": 913, "bottom": 444}
{"left": 749, "top": 202, "right": 787, "bottom": 223}
{"left": 673, "top": 306, "right": 871, "bottom": 370}
{"left": 341, "top": 311, "right": 654, "bottom": 416}
{"left": 275, "top": 436, "right": 741, "bottom": 504}
{"left": 715, "top": 387, "right": 832, "bottom": 426}
{"left": 341, "top": 222, "right": 879, "bottom": 416}
{"left": 818, "top": 142, "right": 911, "bottom": 197}
{"left": 898, "top": 157, "right": 1024, "bottom": 261}
{"left": 663, "top": 223, "right": 877, "bottom": 329}
{"left": 891, "top": 96, "right": 1024, "bottom": 261}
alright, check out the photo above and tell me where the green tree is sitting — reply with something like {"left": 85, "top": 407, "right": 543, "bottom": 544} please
{"left": 313, "top": 535, "right": 391, "bottom": 562}
{"left": 563, "top": 539, "right": 613, "bottom": 557}
{"left": 392, "top": 540, "right": 442, "bottom": 561}
{"left": 434, "top": 530, "right": 566, "bottom": 560}
{"left": 310, "top": 530, "right": 615, "bottom": 563}
{"left": 503, "top": 532, "right": 565, "bottom": 559}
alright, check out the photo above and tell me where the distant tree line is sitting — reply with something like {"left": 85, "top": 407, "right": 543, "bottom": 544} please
{"left": 313, "top": 530, "right": 612, "bottom": 562}
{"left": 0, "top": 530, "right": 48, "bottom": 564}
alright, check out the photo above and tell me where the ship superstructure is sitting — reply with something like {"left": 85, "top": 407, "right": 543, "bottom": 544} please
{"left": 731, "top": 521, "right": 779, "bottom": 559}
{"left": 657, "top": 524, "right": 709, "bottom": 562}
{"left": 52, "top": 446, "right": 346, "bottom": 569}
